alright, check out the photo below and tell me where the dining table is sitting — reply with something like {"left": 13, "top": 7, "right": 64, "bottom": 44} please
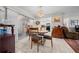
{"left": 30, "top": 30, "right": 48, "bottom": 34}
{"left": 29, "top": 30, "right": 48, "bottom": 52}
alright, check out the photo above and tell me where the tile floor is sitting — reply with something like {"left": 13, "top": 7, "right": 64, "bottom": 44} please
{"left": 15, "top": 35, "right": 75, "bottom": 53}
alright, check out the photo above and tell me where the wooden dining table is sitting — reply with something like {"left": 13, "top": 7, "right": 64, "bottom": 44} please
{"left": 30, "top": 30, "right": 48, "bottom": 34}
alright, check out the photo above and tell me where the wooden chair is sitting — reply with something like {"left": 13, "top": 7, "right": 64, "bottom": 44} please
{"left": 28, "top": 27, "right": 38, "bottom": 40}
{"left": 43, "top": 34, "right": 53, "bottom": 47}
{"left": 38, "top": 31, "right": 53, "bottom": 48}
{"left": 52, "top": 26, "right": 64, "bottom": 38}
{"left": 31, "top": 34, "right": 43, "bottom": 52}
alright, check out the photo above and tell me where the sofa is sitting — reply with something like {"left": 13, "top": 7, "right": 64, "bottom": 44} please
{"left": 62, "top": 26, "right": 79, "bottom": 40}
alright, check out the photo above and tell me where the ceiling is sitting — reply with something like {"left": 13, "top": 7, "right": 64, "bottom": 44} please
{"left": 1, "top": 6, "right": 79, "bottom": 19}
{"left": 17, "top": 6, "right": 79, "bottom": 18}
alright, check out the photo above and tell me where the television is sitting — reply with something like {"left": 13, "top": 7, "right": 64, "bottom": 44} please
{"left": 75, "top": 25, "right": 79, "bottom": 32}
{"left": 46, "top": 26, "right": 50, "bottom": 32}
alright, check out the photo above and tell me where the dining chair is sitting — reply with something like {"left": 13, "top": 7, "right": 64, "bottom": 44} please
{"left": 38, "top": 31, "right": 53, "bottom": 48}
{"left": 43, "top": 35, "right": 53, "bottom": 47}
{"left": 39, "top": 33, "right": 53, "bottom": 48}
{"left": 31, "top": 33, "right": 43, "bottom": 52}
{"left": 28, "top": 27, "right": 38, "bottom": 40}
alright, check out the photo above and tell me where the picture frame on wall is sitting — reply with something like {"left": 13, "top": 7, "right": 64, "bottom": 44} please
{"left": 53, "top": 16, "right": 60, "bottom": 22}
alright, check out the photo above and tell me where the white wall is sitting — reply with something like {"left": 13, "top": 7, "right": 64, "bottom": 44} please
{"left": 4, "top": 9, "right": 30, "bottom": 40}
{"left": 51, "top": 15, "right": 64, "bottom": 27}
{"left": 30, "top": 16, "right": 64, "bottom": 32}
{"left": 0, "top": 7, "right": 5, "bottom": 23}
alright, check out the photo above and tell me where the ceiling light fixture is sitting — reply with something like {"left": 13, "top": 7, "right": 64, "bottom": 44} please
{"left": 36, "top": 6, "right": 44, "bottom": 17}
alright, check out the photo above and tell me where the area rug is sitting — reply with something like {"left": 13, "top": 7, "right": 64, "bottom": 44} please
{"left": 65, "top": 39, "right": 79, "bottom": 53}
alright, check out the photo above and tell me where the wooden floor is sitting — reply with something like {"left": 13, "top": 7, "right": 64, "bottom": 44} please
{"left": 65, "top": 39, "right": 79, "bottom": 53}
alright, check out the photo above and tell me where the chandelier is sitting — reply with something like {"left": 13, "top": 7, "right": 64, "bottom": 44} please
{"left": 36, "top": 6, "right": 44, "bottom": 17}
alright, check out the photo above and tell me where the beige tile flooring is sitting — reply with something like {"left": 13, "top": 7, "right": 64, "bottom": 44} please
{"left": 15, "top": 36, "right": 75, "bottom": 53}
